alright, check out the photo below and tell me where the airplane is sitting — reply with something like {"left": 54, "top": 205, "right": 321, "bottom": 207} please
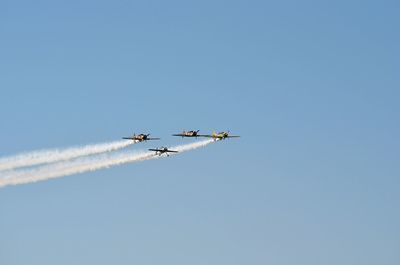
{"left": 203, "top": 131, "right": 240, "bottom": 140}
{"left": 148, "top": 147, "right": 178, "bottom": 156}
{"left": 122, "top": 133, "right": 160, "bottom": 142}
{"left": 172, "top": 130, "right": 202, "bottom": 138}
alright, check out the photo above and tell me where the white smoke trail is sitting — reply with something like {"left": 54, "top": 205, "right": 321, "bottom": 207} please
{"left": 0, "top": 139, "right": 215, "bottom": 188}
{"left": 0, "top": 140, "right": 134, "bottom": 171}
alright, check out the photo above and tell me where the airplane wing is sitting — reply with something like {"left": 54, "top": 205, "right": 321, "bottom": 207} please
{"left": 173, "top": 134, "right": 198, "bottom": 137}
{"left": 199, "top": 135, "right": 215, "bottom": 138}
{"left": 166, "top": 150, "right": 178, "bottom": 153}
{"left": 227, "top": 136, "right": 240, "bottom": 138}
{"left": 147, "top": 138, "right": 161, "bottom": 140}
{"left": 148, "top": 148, "right": 161, "bottom": 152}
{"left": 122, "top": 137, "right": 134, "bottom": 140}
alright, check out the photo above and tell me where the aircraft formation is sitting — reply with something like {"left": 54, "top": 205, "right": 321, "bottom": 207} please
{"left": 122, "top": 130, "right": 240, "bottom": 156}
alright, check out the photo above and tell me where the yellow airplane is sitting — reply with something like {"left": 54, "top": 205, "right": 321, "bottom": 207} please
{"left": 203, "top": 131, "right": 240, "bottom": 140}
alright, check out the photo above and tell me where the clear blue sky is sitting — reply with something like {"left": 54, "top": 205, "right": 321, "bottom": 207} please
{"left": 1, "top": 0, "right": 399, "bottom": 264}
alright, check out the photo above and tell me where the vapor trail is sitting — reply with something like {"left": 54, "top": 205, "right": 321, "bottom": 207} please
{"left": 0, "top": 140, "right": 134, "bottom": 171}
{"left": 0, "top": 139, "right": 215, "bottom": 188}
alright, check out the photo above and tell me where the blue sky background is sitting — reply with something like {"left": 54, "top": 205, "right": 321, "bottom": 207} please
{"left": 0, "top": 0, "right": 399, "bottom": 264}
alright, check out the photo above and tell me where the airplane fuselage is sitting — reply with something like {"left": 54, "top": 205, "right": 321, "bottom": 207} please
{"left": 213, "top": 132, "right": 229, "bottom": 139}
{"left": 173, "top": 130, "right": 200, "bottom": 137}
{"left": 184, "top": 130, "right": 199, "bottom": 136}
{"left": 134, "top": 134, "right": 148, "bottom": 141}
